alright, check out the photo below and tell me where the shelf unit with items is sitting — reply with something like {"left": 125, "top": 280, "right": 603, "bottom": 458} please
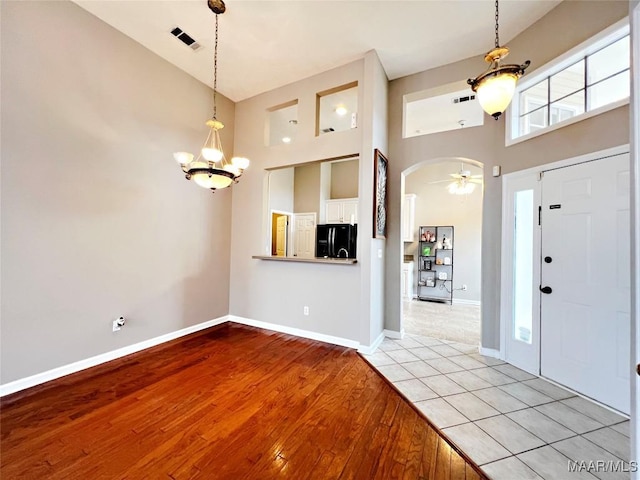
{"left": 416, "top": 225, "right": 454, "bottom": 304}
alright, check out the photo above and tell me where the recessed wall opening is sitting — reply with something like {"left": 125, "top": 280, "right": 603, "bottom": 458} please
{"left": 401, "top": 159, "right": 483, "bottom": 346}
{"left": 316, "top": 82, "right": 358, "bottom": 136}
{"left": 265, "top": 100, "right": 299, "bottom": 147}
{"left": 403, "top": 81, "right": 484, "bottom": 138}
{"left": 265, "top": 155, "right": 359, "bottom": 259}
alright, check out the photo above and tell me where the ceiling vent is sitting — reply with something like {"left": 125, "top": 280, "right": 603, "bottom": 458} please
{"left": 452, "top": 94, "right": 476, "bottom": 104}
{"left": 170, "top": 27, "right": 203, "bottom": 51}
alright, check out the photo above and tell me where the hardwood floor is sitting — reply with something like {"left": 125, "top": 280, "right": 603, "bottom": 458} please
{"left": 1, "top": 323, "right": 487, "bottom": 479}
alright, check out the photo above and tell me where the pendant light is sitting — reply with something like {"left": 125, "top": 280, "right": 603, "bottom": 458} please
{"left": 467, "top": 0, "right": 531, "bottom": 120}
{"left": 173, "top": 0, "right": 249, "bottom": 192}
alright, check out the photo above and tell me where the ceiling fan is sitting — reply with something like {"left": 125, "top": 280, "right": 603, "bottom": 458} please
{"left": 428, "top": 165, "right": 483, "bottom": 195}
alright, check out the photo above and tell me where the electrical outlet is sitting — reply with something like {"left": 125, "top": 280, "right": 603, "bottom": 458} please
{"left": 462, "top": 284, "right": 468, "bottom": 291}
{"left": 112, "top": 316, "right": 125, "bottom": 332}
{"left": 303, "top": 306, "right": 309, "bottom": 316}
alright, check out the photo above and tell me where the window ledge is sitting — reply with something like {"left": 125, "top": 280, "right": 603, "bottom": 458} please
{"left": 506, "top": 97, "right": 629, "bottom": 147}
{"left": 252, "top": 255, "right": 357, "bottom": 265}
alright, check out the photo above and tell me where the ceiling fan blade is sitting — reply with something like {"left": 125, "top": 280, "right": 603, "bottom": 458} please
{"left": 470, "top": 179, "right": 483, "bottom": 184}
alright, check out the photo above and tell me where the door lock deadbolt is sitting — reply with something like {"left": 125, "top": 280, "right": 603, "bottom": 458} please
{"left": 544, "top": 256, "right": 552, "bottom": 263}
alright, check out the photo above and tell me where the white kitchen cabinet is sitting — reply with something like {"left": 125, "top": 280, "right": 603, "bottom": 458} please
{"left": 402, "top": 262, "right": 414, "bottom": 299}
{"left": 326, "top": 198, "right": 358, "bottom": 224}
{"left": 402, "top": 194, "right": 416, "bottom": 242}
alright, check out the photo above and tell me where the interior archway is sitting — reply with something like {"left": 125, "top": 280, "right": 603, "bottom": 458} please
{"left": 400, "top": 156, "right": 484, "bottom": 346}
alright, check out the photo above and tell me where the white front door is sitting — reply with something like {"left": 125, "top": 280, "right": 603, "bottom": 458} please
{"left": 540, "top": 153, "right": 630, "bottom": 414}
{"left": 293, "top": 213, "right": 316, "bottom": 258}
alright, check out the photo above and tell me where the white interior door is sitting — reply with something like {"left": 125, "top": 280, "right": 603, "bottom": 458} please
{"left": 502, "top": 173, "right": 541, "bottom": 375}
{"left": 540, "top": 153, "right": 630, "bottom": 414}
{"left": 293, "top": 213, "right": 316, "bottom": 258}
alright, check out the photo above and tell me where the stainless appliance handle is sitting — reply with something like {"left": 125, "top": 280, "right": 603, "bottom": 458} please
{"left": 330, "top": 228, "right": 336, "bottom": 257}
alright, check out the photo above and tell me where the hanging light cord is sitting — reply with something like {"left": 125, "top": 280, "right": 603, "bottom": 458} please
{"left": 213, "top": 13, "right": 219, "bottom": 120}
{"left": 494, "top": 0, "right": 500, "bottom": 48}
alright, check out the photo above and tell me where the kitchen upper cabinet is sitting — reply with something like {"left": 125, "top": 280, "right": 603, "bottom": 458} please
{"left": 402, "top": 194, "right": 416, "bottom": 242}
{"left": 326, "top": 198, "right": 358, "bottom": 224}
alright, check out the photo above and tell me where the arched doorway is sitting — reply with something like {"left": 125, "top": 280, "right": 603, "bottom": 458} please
{"left": 400, "top": 157, "right": 484, "bottom": 346}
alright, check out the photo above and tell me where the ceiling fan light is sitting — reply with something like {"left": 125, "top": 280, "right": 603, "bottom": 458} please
{"left": 448, "top": 180, "right": 476, "bottom": 195}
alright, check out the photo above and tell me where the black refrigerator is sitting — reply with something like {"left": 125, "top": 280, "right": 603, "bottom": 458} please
{"left": 315, "top": 224, "right": 357, "bottom": 259}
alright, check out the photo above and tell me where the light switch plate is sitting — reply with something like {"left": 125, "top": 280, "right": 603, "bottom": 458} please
{"left": 492, "top": 165, "right": 501, "bottom": 177}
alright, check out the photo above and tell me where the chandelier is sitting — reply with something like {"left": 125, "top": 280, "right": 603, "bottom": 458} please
{"left": 173, "top": 0, "right": 249, "bottom": 191}
{"left": 467, "top": 0, "right": 530, "bottom": 120}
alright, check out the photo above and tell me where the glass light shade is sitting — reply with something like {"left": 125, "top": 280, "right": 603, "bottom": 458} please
{"left": 231, "top": 157, "right": 250, "bottom": 169}
{"left": 173, "top": 151, "right": 194, "bottom": 165}
{"left": 476, "top": 72, "right": 518, "bottom": 118}
{"left": 192, "top": 172, "right": 234, "bottom": 189}
{"left": 223, "top": 164, "right": 241, "bottom": 176}
{"left": 448, "top": 181, "right": 476, "bottom": 195}
{"left": 202, "top": 147, "right": 224, "bottom": 162}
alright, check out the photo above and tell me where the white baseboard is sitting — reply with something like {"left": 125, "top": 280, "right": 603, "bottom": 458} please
{"left": 0, "top": 315, "right": 229, "bottom": 397}
{"left": 229, "top": 315, "right": 360, "bottom": 350}
{"left": 383, "top": 328, "right": 405, "bottom": 339}
{"left": 452, "top": 299, "right": 481, "bottom": 306}
{"left": 358, "top": 331, "right": 385, "bottom": 355}
{"left": 479, "top": 346, "right": 501, "bottom": 359}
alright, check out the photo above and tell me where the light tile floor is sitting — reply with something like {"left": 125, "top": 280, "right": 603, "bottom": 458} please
{"left": 362, "top": 333, "right": 631, "bottom": 480}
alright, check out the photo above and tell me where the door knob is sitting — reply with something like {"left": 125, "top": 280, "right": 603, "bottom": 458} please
{"left": 540, "top": 286, "right": 553, "bottom": 294}
{"left": 544, "top": 256, "right": 552, "bottom": 263}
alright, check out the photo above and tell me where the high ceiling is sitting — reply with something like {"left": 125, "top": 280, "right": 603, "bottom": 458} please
{"left": 73, "top": 0, "right": 560, "bottom": 102}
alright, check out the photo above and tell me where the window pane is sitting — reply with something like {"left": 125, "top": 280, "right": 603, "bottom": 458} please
{"left": 520, "top": 106, "right": 548, "bottom": 135}
{"left": 588, "top": 36, "right": 630, "bottom": 85}
{"left": 550, "top": 60, "right": 584, "bottom": 102}
{"left": 588, "top": 70, "right": 630, "bottom": 110}
{"left": 513, "top": 190, "right": 534, "bottom": 345}
{"left": 550, "top": 92, "right": 585, "bottom": 126}
{"left": 520, "top": 79, "right": 547, "bottom": 115}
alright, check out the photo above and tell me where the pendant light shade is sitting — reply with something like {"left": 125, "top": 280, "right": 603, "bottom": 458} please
{"left": 468, "top": 1, "right": 530, "bottom": 120}
{"left": 172, "top": 1, "right": 249, "bottom": 192}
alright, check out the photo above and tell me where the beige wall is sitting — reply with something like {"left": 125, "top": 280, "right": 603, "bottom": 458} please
{"left": 0, "top": 1, "right": 234, "bottom": 383}
{"left": 294, "top": 163, "right": 321, "bottom": 215}
{"left": 230, "top": 51, "right": 387, "bottom": 346}
{"left": 405, "top": 162, "right": 482, "bottom": 303}
{"left": 330, "top": 159, "right": 359, "bottom": 199}
{"left": 229, "top": 60, "right": 366, "bottom": 343}
{"left": 386, "top": 0, "right": 629, "bottom": 348}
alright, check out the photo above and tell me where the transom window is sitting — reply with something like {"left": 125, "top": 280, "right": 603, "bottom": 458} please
{"left": 508, "top": 21, "right": 629, "bottom": 144}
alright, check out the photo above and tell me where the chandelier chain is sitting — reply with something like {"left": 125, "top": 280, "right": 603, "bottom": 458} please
{"left": 213, "top": 13, "right": 219, "bottom": 119}
{"left": 494, "top": 0, "right": 500, "bottom": 48}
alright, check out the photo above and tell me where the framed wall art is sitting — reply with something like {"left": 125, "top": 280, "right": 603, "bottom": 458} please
{"left": 373, "top": 149, "right": 388, "bottom": 239}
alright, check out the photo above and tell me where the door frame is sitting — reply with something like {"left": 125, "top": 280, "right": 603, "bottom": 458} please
{"left": 500, "top": 144, "right": 630, "bottom": 370}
